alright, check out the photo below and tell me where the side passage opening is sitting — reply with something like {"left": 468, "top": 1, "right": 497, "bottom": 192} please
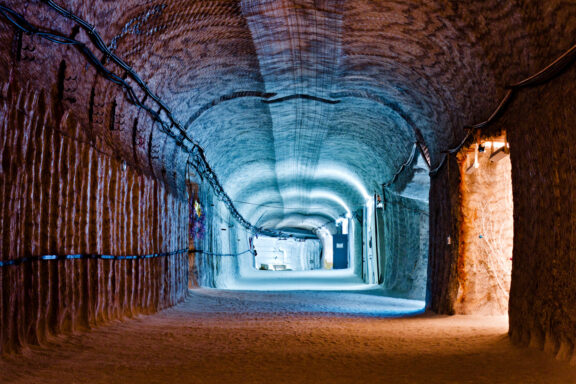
{"left": 456, "top": 136, "right": 513, "bottom": 315}
{"left": 253, "top": 236, "right": 323, "bottom": 271}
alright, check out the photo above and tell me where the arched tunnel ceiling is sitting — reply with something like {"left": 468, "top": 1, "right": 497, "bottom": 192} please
{"left": 1, "top": 0, "right": 574, "bottom": 231}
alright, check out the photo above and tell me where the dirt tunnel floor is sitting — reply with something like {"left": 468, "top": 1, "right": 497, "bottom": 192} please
{"left": 2, "top": 289, "right": 576, "bottom": 384}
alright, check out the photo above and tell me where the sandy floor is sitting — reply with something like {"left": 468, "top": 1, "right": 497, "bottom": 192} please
{"left": 2, "top": 289, "right": 576, "bottom": 384}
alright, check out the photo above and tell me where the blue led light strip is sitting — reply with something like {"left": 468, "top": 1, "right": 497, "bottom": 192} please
{"left": 0, "top": 249, "right": 188, "bottom": 268}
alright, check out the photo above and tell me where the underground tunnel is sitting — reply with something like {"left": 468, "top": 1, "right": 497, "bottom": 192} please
{"left": 1, "top": 1, "right": 576, "bottom": 383}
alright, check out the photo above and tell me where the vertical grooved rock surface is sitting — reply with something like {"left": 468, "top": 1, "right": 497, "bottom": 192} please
{"left": 0, "top": 0, "right": 575, "bottom": 366}
{"left": 0, "top": 78, "right": 189, "bottom": 355}
{"left": 499, "top": 64, "right": 576, "bottom": 363}
{"left": 426, "top": 155, "right": 461, "bottom": 314}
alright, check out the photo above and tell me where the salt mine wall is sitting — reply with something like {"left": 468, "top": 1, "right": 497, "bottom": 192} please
{"left": 427, "top": 146, "right": 514, "bottom": 315}
{"left": 381, "top": 191, "right": 428, "bottom": 300}
{"left": 220, "top": 223, "right": 253, "bottom": 287}
{"left": 186, "top": 181, "right": 200, "bottom": 288}
{"left": 503, "top": 64, "right": 576, "bottom": 362}
{"left": 192, "top": 187, "right": 250, "bottom": 288}
{"left": 426, "top": 155, "right": 461, "bottom": 314}
{"left": 455, "top": 146, "right": 513, "bottom": 315}
{"left": 0, "top": 80, "right": 189, "bottom": 354}
{"left": 427, "top": 56, "right": 576, "bottom": 360}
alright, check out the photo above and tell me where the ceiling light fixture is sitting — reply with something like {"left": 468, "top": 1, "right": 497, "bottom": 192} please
{"left": 466, "top": 142, "right": 480, "bottom": 174}
{"left": 490, "top": 134, "right": 510, "bottom": 162}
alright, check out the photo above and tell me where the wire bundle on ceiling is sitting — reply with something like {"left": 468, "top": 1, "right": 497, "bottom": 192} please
{"left": 0, "top": 2, "right": 286, "bottom": 238}
{"left": 429, "top": 42, "right": 576, "bottom": 176}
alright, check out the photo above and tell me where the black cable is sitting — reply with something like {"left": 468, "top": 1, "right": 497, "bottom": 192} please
{"left": 430, "top": 42, "right": 576, "bottom": 176}
{"left": 464, "top": 89, "right": 514, "bottom": 131}
{"left": 382, "top": 142, "right": 418, "bottom": 188}
{"left": 262, "top": 94, "right": 340, "bottom": 104}
{"left": 196, "top": 249, "right": 254, "bottom": 257}
{"left": 184, "top": 91, "right": 277, "bottom": 129}
{"left": 36, "top": 2, "right": 269, "bottom": 235}
{"left": 41, "top": 0, "right": 185, "bottom": 136}
{"left": 510, "top": 43, "right": 576, "bottom": 88}
{"left": 0, "top": 4, "right": 285, "bottom": 238}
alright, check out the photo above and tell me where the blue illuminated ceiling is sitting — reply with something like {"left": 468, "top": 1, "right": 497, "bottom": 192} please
{"left": 1, "top": 0, "right": 543, "bottom": 232}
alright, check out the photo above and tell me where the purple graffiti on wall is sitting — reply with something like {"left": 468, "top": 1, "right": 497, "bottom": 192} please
{"left": 190, "top": 199, "right": 206, "bottom": 242}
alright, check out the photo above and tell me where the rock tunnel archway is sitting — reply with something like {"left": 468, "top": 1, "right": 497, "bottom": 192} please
{"left": 0, "top": 0, "right": 575, "bottom": 370}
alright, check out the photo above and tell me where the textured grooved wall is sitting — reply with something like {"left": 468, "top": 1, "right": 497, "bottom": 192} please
{"left": 0, "top": 0, "right": 534, "bottom": 231}
{"left": 186, "top": 181, "right": 200, "bottom": 289}
{"left": 502, "top": 65, "right": 576, "bottom": 363}
{"left": 427, "top": 64, "right": 576, "bottom": 361}
{"left": 0, "top": 0, "right": 574, "bottom": 362}
{"left": 426, "top": 154, "right": 461, "bottom": 314}
{"left": 193, "top": 184, "right": 225, "bottom": 288}
{"left": 381, "top": 192, "right": 428, "bottom": 300}
{"left": 455, "top": 146, "right": 513, "bottom": 315}
{"left": 0, "top": 79, "right": 189, "bottom": 354}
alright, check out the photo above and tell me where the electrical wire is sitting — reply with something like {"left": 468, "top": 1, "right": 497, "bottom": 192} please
{"left": 510, "top": 43, "right": 576, "bottom": 88}
{"left": 233, "top": 200, "right": 349, "bottom": 211}
{"left": 0, "top": 3, "right": 285, "bottom": 238}
{"left": 382, "top": 142, "right": 418, "bottom": 188}
{"left": 429, "top": 41, "right": 576, "bottom": 176}
{"left": 196, "top": 249, "right": 254, "bottom": 257}
{"left": 9, "top": 4, "right": 573, "bottom": 234}
{"left": 464, "top": 89, "right": 514, "bottom": 131}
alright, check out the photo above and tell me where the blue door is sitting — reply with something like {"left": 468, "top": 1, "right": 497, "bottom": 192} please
{"left": 332, "top": 234, "right": 348, "bottom": 269}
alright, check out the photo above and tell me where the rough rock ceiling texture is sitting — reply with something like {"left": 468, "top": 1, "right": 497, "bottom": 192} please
{"left": 1, "top": 0, "right": 573, "bottom": 231}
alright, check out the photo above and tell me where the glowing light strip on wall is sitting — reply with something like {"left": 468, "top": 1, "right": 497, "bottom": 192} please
{"left": 0, "top": 249, "right": 188, "bottom": 268}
